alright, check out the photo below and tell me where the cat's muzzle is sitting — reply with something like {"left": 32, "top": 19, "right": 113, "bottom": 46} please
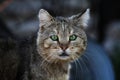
{"left": 59, "top": 51, "right": 69, "bottom": 57}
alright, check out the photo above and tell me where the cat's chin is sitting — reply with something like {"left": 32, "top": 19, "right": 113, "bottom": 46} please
{"left": 57, "top": 56, "right": 71, "bottom": 61}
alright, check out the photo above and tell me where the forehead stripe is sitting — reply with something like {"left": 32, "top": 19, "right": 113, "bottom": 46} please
{"left": 62, "top": 20, "right": 66, "bottom": 32}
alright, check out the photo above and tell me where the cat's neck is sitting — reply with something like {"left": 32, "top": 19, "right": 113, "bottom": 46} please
{"left": 41, "top": 60, "right": 69, "bottom": 80}
{"left": 37, "top": 55, "right": 70, "bottom": 74}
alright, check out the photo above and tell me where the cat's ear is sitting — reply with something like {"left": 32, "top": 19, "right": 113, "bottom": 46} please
{"left": 69, "top": 9, "right": 90, "bottom": 29}
{"left": 38, "top": 9, "right": 54, "bottom": 26}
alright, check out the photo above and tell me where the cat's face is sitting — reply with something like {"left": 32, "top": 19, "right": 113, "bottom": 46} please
{"left": 37, "top": 9, "right": 90, "bottom": 63}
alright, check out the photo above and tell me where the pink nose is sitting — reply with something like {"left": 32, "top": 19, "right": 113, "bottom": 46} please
{"left": 59, "top": 43, "right": 69, "bottom": 51}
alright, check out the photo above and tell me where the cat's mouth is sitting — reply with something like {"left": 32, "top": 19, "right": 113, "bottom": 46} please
{"left": 58, "top": 52, "right": 70, "bottom": 60}
{"left": 59, "top": 52, "right": 69, "bottom": 56}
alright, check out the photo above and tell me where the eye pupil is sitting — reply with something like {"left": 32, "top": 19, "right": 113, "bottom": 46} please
{"left": 50, "top": 35, "right": 58, "bottom": 41}
{"left": 69, "top": 35, "right": 77, "bottom": 41}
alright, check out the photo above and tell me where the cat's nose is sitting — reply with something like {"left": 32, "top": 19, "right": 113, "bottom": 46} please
{"left": 59, "top": 43, "right": 69, "bottom": 51}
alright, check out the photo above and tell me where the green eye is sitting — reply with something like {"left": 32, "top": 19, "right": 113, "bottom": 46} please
{"left": 50, "top": 35, "right": 59, "bottom": 41}
{"left": 69, "top": 35, "right": 77, "bottom": 41}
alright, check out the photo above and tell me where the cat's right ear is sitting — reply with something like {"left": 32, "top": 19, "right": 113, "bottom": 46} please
{"left": 38, "top": 9, "right": 54, "bottom": 31}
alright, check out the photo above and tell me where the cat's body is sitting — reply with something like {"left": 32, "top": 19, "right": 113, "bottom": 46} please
{"left": 0, "top": 9, "right": 115, "bottom": 80}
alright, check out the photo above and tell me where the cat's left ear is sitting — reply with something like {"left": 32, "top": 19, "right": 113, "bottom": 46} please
{"left": 69, "top": 9, "right": 90, "bottom": 29}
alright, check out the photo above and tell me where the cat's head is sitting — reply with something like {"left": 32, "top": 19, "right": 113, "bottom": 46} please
{"left": 37, "top": 9, "right": 90, "bottom": 63}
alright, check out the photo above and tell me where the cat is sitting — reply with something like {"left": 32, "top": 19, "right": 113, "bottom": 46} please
{"left": 0, "top": 8, "right": 114, "bottom": 80}
{"left": 22, "top": 9, "right": 90, "bottom": 80}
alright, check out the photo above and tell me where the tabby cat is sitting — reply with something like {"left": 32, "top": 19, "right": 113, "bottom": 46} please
{"left": 23, "top": 9, "right": 90, "bottom": 80}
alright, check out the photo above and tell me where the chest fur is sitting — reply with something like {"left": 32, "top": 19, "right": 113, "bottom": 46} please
{"left": 30, "top": 61, "right": 70, "bottom": 80}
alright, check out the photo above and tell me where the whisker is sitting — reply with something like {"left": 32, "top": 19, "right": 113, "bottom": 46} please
{"left": 82, "top": 54, "right": 89, "bottom": 62}
{"left": 75, "top": 60, "right": 78, "bottom": 80}
{"left": 80, "top": 55, "right": 89, "bottom": 74}
{"left": 76, "top": 58, "right": 83, "bottom": 74}
{"left": 40, "top": 53, "right": 54, "bottom": 67}
{"left": 72, "top": 56, "right": 78, "bottom": 80}
{"left": 74, "top": 54, "right": 84, "bottom": 80}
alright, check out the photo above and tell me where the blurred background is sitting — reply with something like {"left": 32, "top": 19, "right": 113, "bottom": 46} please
{"left": 0, "top": 0, "right": 120, "bottom": 80}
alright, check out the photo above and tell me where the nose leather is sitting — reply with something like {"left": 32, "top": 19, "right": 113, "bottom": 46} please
{"left": 59, "top": 43, "right": 69, "bottom": 51}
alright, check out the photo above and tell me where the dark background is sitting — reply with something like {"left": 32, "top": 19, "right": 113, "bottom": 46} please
{"left": 0, "top": 0, "right": 120, "bottom": 80}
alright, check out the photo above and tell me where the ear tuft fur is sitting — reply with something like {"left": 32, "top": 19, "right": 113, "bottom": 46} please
{"left": 38, "top": 9, "right": 53, "bottom": 26}
{"left": 80, "top": 9, "right": 90, "bottom": 28}
{"left": 69, "top": 8, "right": 90, "bottom": 29}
